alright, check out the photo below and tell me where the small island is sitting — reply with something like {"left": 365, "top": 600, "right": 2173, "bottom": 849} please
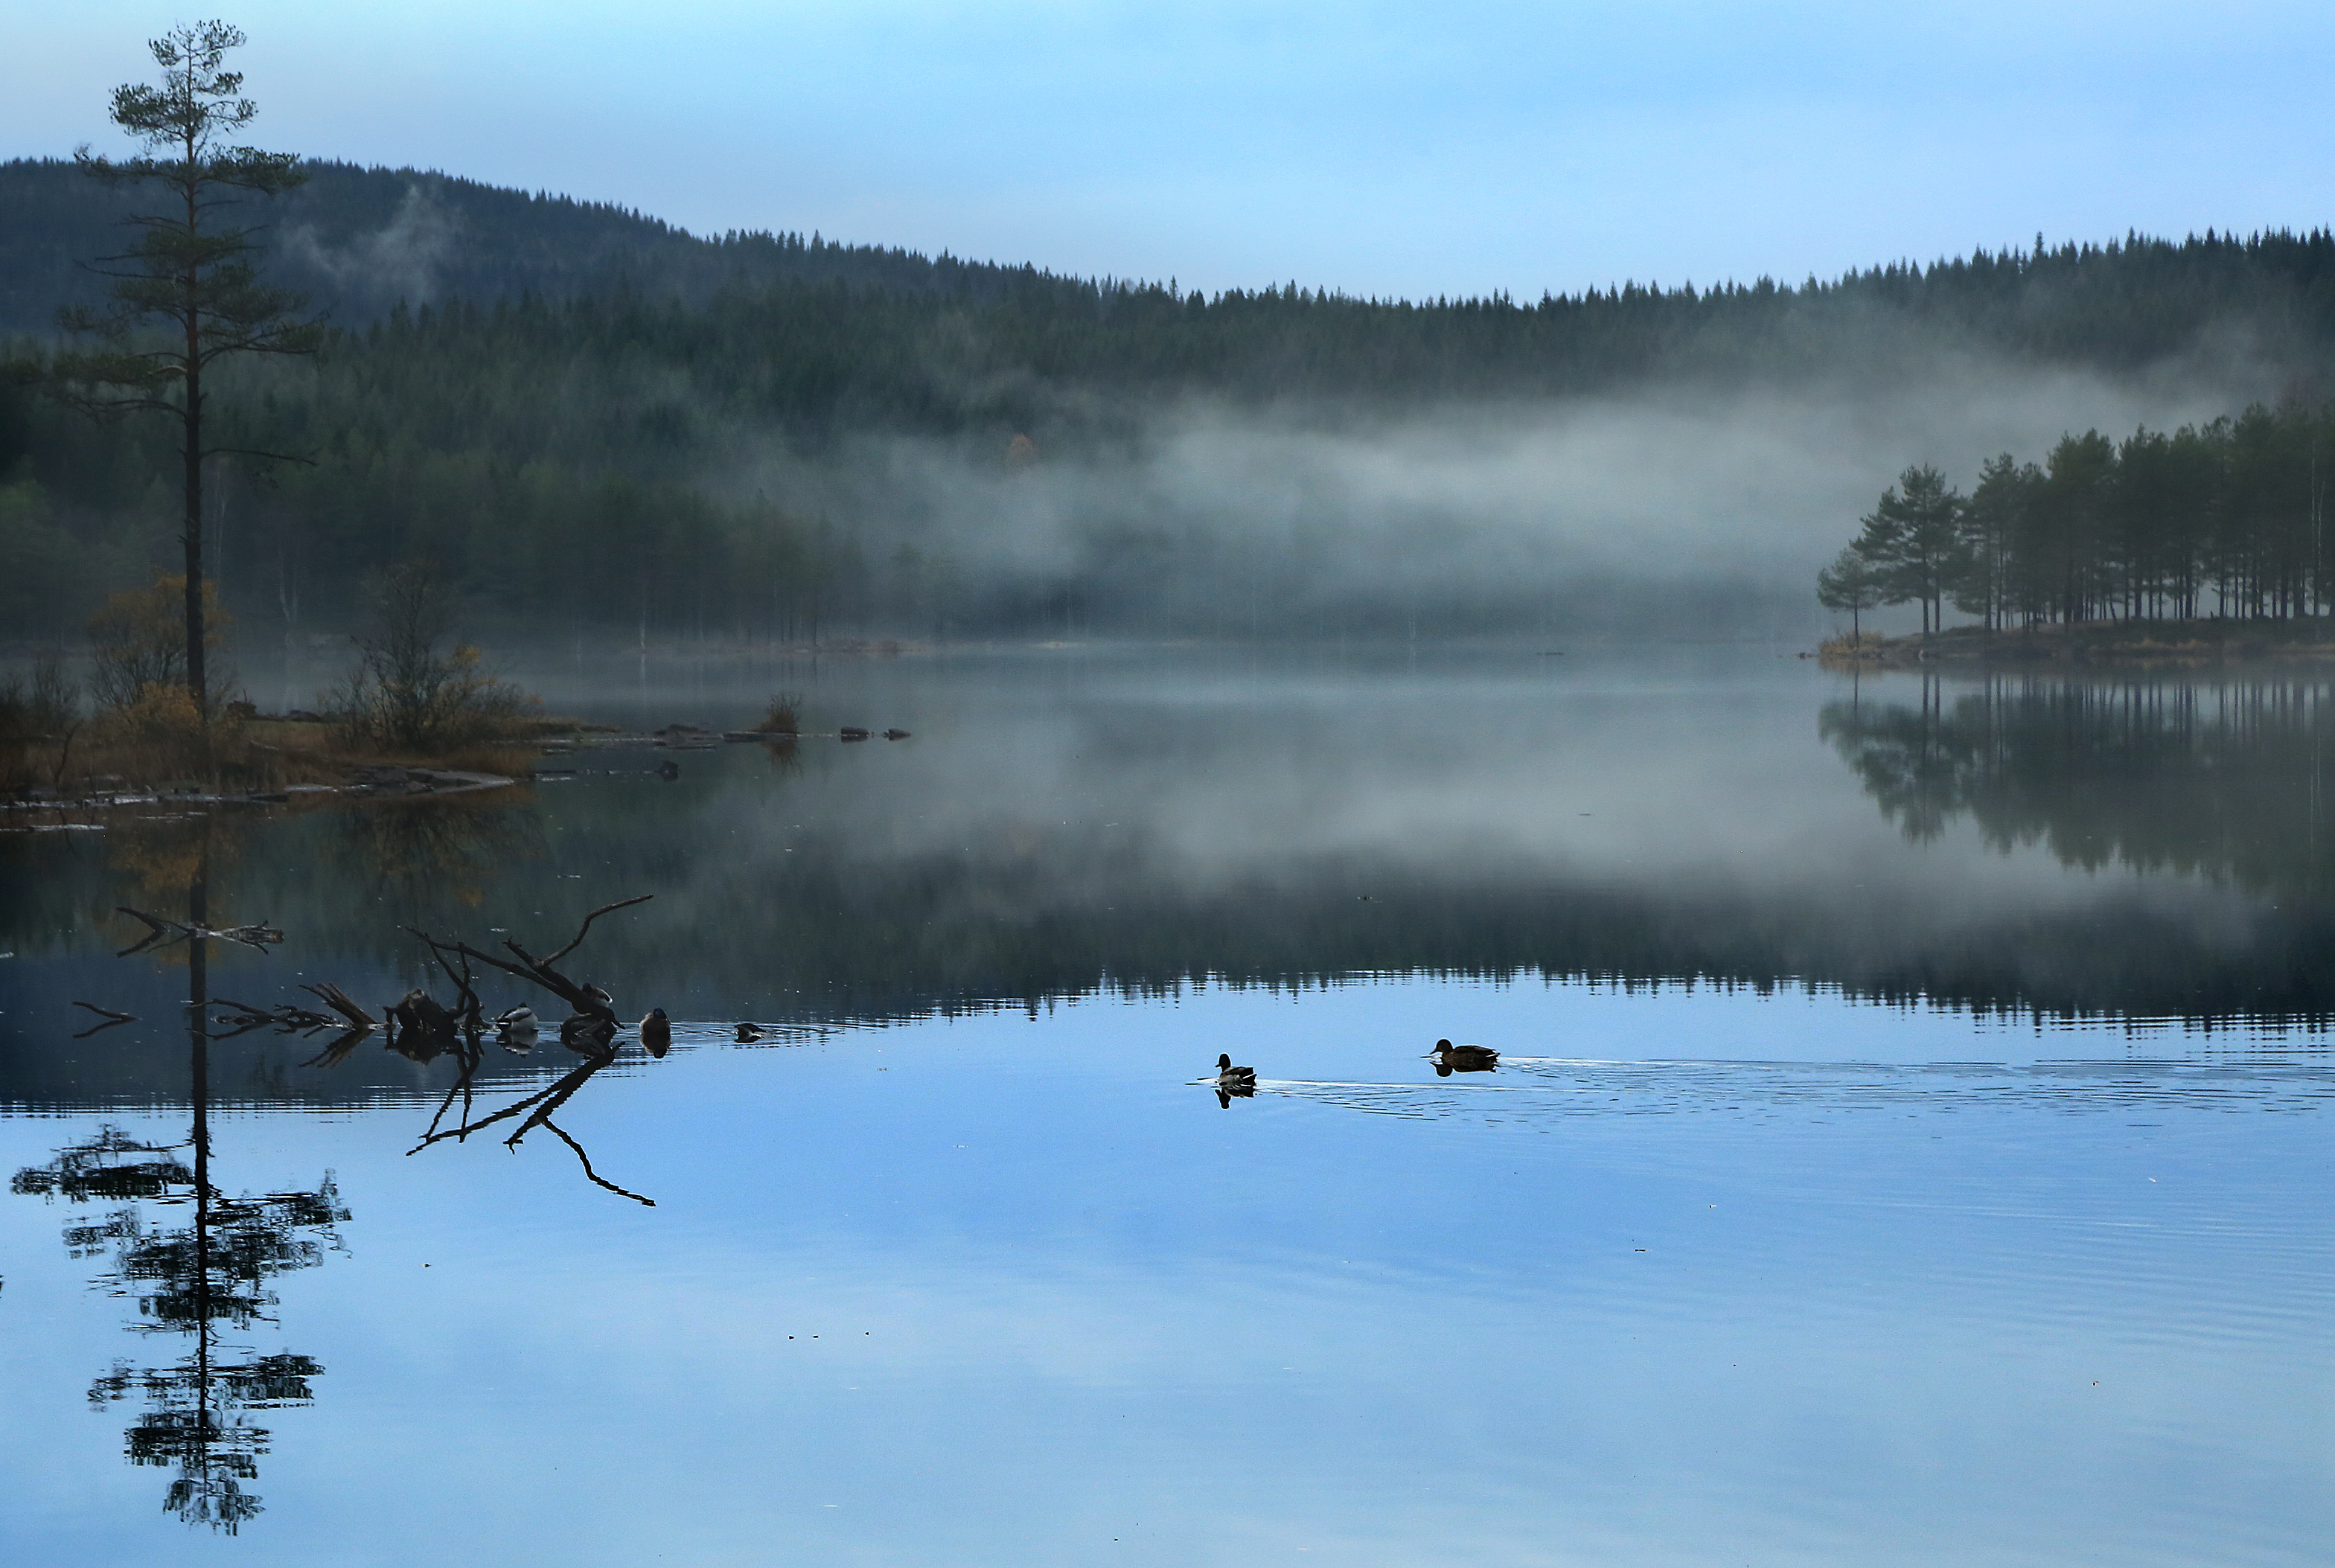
{"left": 1818, "top": 403, "right": 2335, "bottom": 667}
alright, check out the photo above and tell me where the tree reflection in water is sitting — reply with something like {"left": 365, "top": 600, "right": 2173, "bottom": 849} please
{"left": 328, "top": 790, "right": 546, "bottom": 929}
{"left": 1821, "top": 672, "right": 2335, "bottom": 893}
{"left": 10, "top": 846, "right": 346, "bottom": 1533}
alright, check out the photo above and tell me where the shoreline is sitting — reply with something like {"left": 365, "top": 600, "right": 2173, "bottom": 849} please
{"left": 0, "top": 718, "right": 884, "bottom": 828}
{"left": 1821, "top": 618, "right": 2335, "bottom": 668}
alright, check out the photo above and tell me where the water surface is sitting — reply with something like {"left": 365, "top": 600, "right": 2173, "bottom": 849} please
{"left": 2, "top": 647, "right": 2330, "bottom": 1564}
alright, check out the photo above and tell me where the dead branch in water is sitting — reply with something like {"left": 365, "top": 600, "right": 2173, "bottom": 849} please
{"left": 297, "top": 1028, "right": 371, "bottom": 1069}
{"left": 212, "top": 998, "right": 342, "bottom": 1034}
{"left": 71, "top": 1001, "right": 138, "bottom": 1039}
{"left": 405, "top": 931, "right": 483, "bottom": 1028}
{"left": 543, "top": 1121, "right": 654, "bottom": 1206}
{"left": 112, "top": 909, "right": 170, "bottom": 956}
{"left": 301, "top": 982, "right": 377, "bottom": 1028}
{"left": 405, "top": 895, "right": 651, "bottom": 1024}
{"left": 114, "top": 906, "right": 284, "bottom": 957}
{"left": 405, "top": 1047, "right": 614, "bottom": 1153}
{"left": 416, "top": 1021, "right": 491, "bottom": 1144}
{"left": 543, "top": 895, "right": 654, "bottom": 967}
{"left": 392, "top": 895, "right": 657, "bottom": 1202}
{"left": 388, "top": 988, "right": 459, "bottom": 1039}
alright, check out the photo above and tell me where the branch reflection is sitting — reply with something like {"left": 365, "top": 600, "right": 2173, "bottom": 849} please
{"left": 310, "top": 897, "right": 671, "bottom": 1205}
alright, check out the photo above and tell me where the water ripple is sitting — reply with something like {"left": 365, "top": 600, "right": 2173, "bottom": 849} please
{"left": 1265, "top": 1056, "right": 2335, "bottom": 1124}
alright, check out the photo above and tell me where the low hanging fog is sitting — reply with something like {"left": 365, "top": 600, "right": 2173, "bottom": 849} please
{"left": 727, "top": 346, "right": 2270, "bottom": 642}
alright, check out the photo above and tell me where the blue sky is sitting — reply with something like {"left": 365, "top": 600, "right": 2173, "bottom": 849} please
{"left": 9, "top": 2, "right": 2334, "bottom": 300}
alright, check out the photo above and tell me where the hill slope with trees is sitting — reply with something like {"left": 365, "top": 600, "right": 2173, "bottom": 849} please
{"left": 10, "top": 154, "right": 2335, "bottom": 649}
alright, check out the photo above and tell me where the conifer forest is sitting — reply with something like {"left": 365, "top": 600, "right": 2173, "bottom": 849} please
{"left": 11, "top": 155, "right": 2335, "bottom": 645}
{"left": 1825, "top": 404, "right": 2335, "bottom": 635}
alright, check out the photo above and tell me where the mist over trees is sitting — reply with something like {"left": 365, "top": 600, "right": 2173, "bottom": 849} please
{"left": 1831, "top": 403, "right": 2335, "bottom": 631}
{"left": 13, "top": 148, "right": 2335, "bottom": 647}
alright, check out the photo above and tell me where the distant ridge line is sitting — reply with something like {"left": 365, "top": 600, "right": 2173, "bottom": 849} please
{"left": 5, "top": 154, "right": 2334, "bottom": 336}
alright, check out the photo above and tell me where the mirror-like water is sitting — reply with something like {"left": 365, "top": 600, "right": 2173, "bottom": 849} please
{"left": 3, "top": 648, "right": 2331, "bottom": 1564}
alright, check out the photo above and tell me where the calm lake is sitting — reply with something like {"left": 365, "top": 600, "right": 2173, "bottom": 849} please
{"left": 2, "top": 645, "right": 2331, "bottom": 1566}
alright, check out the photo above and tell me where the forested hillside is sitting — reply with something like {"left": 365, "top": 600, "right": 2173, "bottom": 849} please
{"left": 7, "top": 154, "right": 2335, "bottom": 648}
{"left": 0, "top": 158, "right": 1033, "bottom": 335}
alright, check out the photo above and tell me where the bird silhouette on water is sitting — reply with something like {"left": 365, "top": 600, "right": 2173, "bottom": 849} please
{"left": 1429, "top": 1037, "right": 1498, "bottom": 1076}
{"left": 735, "top": 1022, "right": 765, "bottom": 1043}
{"left": 640, "top": 1008, "right": 672, "bottom": 1058}
{"left": 1213, "top": 1052, "right": 1257, "bottom": 1108}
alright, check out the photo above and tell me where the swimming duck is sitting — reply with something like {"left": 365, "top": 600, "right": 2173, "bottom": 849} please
{"left": 640, "top": 1007, "right": 671, "bottom": 1058}
{"left": 1429, "top": 1037, "right": 1498, "bottom": 1076}
{"left": 735, "top": 1022, "right": 765, "bottom": 1043}
{"left": 1212, "top": 1053, "right": 1257, "bottom": 1108}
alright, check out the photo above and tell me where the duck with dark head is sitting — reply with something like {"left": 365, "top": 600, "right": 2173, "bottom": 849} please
{"left": 1428, "top": 1038, "right": 1498, "bottom": 1077}
{"left": 1213, "top": 1052, "right": 1256, "bottom": 1108}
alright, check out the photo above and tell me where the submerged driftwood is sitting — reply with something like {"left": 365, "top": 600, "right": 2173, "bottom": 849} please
{"left": 390, "top": 895, "right": 662, "bottom": 1204}
{"left": 115, "top": 905, "right": 284, "bottom": 957}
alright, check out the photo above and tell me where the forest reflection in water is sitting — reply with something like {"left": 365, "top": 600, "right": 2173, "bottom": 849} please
{"left": 1823, "top": 670, "right": 2335, "bottom": 892}
{"left": 13, "top": 656, "right": 2335, "bottom": 1113}
{"left": 1807, "top": 668, "right": 2335, "bottom": 1025}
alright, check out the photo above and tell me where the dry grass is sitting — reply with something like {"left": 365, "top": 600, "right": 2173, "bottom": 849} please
{"left": 1817, "top": 630, "right": 1886, "bottom": 660}
{"left": 243, "top": 717, "right": 552, "bottom": 784}
{"left": 5, "top": 708, "right": 570, "bottom": 798}
{"left": 753, "top": 691, "right": 804, "bottom": 735}
{"left": 7, "top": 712, "right": 341, "bottom": 796}
{"left": 421, "top": 743, "right": 542, "bottom": 777}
